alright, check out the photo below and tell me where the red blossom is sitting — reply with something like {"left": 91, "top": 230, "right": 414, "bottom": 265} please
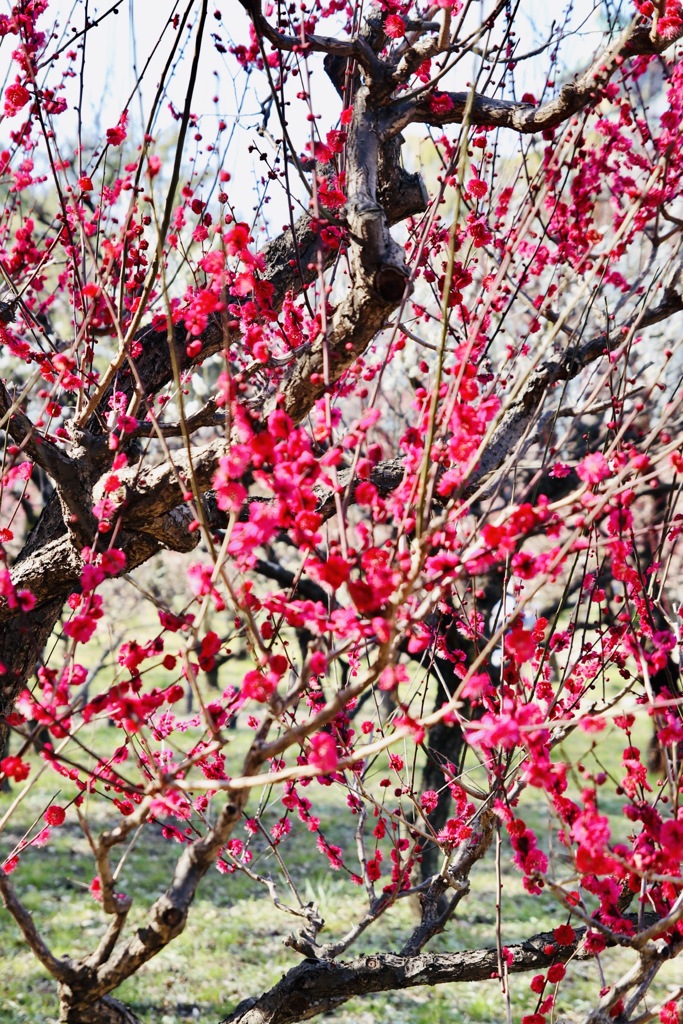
{"left": 106, "top": 110, "right": 128, "bottom": 146}
{"left": 225, "top": 222, "right": 252, "bottom": 256}
{"left": 420, "top": 790, "right": 439, "bottom": 812}
{"left": 577, "top": 451, "right": 610, "bottom": 484}
{"left": 4, "top": 81, "right": 30, "bottom": 115}
{"left": 467, "top": 176, "right": 488, "bottom": 199}
{"left": 660, "top": 1001, "right": 680, "bottom": 1024}
{"left": 0, "top": 756, "right": 30, "bottom": 782}
{"left": 429, "top": 92, "right": 454, "bottom": 115}
{"left": 384, "top": 14, "right": 405, "bottom": 36}
{"left": 44, "top": 805, "right": 66, "bottom": 826}
{"left": 553, "top": 924, "right": 576, "bottom": 945}
{"left": 506, "top": 627, "right": 536, "bottom": 664}
{"left": 309, "top": 733, "right": 338, "bottom": 774}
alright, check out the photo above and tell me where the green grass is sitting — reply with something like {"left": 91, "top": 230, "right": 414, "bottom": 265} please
{"left": 0, "top": 808, "right": 680, "bottom": 1024}
{"left": 0, "top": 680, "right": 680, "bottom": 1024}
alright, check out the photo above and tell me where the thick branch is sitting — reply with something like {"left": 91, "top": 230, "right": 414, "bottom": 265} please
{"left": 0, "top": 532, "right": 161, "bottom": 624}
{"left": 57, "top": 991, "right": 143, "bottom": 1024}
{"left": 0, "top": 381, "right": 74, "bottom": 482}
{"left": 387, "top": 21, "right": 683, "bottom": 138}
{"left": 57, "top": 797, "right": 247, "bottom": 1013}
{"left": 270, "top": 88, "right": 424, "bottom": 423}
{"left": 218, "top": 921, "right": 622, "bottom": 1024}
{"left": 114, "top": 162, "right": 426, "bottom": 427}
{"left": 221, "top": 907, "right": 666, "bottom": 1024}
{"left": 471, "top": 282, "right": 683, "bottom": 488}
{"left": 124, "top": 399, "right": 221, "bottom": 439}
{"left": 0, "top": 382, "right": 97, "bottom": 545}
{"left": 109, "top": 437, "right": 228, "bottom": 529}
{"left": 237, "top": 0, "right": 388, "bottom": 83}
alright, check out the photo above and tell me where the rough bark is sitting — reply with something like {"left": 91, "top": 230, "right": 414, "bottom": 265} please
{"left": 220, "top": 908, "right": 672, "bottom": 1024}
{"left": 218, "top": 923, "right": 616, "bottom": 1024}
{"left": 388, "top": 22, "right": 683, "bottom": 139}
{"left": 58, "top": 993, "right": 142, "bottom": 1024}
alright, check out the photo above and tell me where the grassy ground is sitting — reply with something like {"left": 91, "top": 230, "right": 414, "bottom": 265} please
{"left": 0, "top": 683, "right": 680, "bottom": 1024}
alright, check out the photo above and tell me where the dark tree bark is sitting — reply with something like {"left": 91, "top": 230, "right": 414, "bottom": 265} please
{"left": 58, "top": 992, "right": 143, "bottom": 1024}
{"left": 420, "top": 574, "right": 502, "bottom": 882}
{"left": 218, "top": 919, "right": 648, "bottom": 1024}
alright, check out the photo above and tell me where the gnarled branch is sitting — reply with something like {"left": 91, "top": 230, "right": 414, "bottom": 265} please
{"left": 386, "top": 21, "right": 683, "bottom": 139}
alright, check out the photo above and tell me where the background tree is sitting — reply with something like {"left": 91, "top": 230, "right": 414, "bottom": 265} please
{"left": 1, "top": 1, "right": 683, "bottom": 1023}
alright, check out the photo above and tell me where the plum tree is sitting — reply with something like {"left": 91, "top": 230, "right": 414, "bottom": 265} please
{"left": 1, "top": 1, "right": 683, "bottom": 1022}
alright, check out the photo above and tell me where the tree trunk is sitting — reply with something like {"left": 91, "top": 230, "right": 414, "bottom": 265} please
{"left": 0, "top": 594, "right": 68, "bottom": 760}
{"left": 420, "top": 574, "right": 502, "bottom": 883}
{"left": 419, "top": 709, "right": 466, "bottom": 882}
{"left": 59, "top": 992, "right": 143, "bottom": 1024}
